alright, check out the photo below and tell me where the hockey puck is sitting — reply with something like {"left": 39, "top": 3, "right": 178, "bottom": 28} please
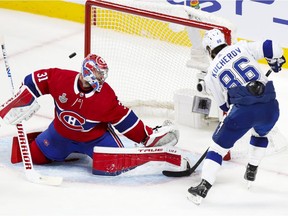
{"left": 69, "top": 52, "right": 77, "bottom": 58}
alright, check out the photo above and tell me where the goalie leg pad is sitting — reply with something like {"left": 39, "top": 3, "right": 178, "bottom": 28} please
{"left": 92, "top": 146, "right": 188, "bottom": 176}
{"left": 11, "top": 132, "right": 51, "bottom": 164}
{"left": 0, "top": 85, "right": 40, "bottom": 125}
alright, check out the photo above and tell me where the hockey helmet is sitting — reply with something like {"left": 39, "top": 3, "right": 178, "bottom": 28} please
{"left": 202, "top": 29, "right": 226, "bottom": 52}
{"left": 81, "top": 54, "right": 108, "bottom": 92}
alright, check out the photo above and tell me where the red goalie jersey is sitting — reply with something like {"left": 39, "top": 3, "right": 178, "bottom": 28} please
{"left": 1, "top": 54, "right": 179, "bottom": 175}
{"left": 24, "top": 68, "right": 148, "bottom": 143}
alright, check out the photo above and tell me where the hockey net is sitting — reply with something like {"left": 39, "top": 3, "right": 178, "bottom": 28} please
{"left": 84, "top": 0, "right": 287, "bottom": 157}
{"left": 84, "top": 0, "right": 233, "bottom": 118}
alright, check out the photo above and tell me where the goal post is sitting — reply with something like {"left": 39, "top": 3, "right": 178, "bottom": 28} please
{"left": 84, "top": 0, "right": 233, "bottom": 122}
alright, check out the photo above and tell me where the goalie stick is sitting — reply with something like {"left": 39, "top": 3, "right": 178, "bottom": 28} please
{"left": 162, "top": 69, "right": 273, "bottom": 178}
{"left": 0, "top": 36, "right": 63, "bottom": 186}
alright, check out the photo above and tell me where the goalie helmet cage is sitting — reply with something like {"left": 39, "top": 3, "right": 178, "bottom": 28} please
{"left": 84, "top": 0, "right": 231, "bottom": 113}
{"left": 84, "top": 0, "right": 288, "bottom": 158}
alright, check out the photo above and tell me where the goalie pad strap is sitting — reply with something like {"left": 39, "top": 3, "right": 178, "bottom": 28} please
{"left": 93, "top": 146, "right": 182, "bottom": 176}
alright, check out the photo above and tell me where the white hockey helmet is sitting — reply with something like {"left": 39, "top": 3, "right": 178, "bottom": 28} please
{"left": 81, "top": 54, "right": 108, "bottom": 92}
{"left": 202, "top": 29, "right": 226, "bottom": 52}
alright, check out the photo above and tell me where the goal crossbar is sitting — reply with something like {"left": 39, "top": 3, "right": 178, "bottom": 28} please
{"left": 84, "top": 0, "right": 231, "bottom": 56}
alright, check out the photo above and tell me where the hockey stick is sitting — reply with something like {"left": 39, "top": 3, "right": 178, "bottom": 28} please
{"left": 162, "top": 148, "right": 208, "bottom": 177}
{"left": 163, "top": 69, "right": 274, "bottom": 178}
{"left": 0, "top": 36, "right": 63, "bottom": 186}
{"left": 265, "top": 69, "right": 273, "bottom": 77}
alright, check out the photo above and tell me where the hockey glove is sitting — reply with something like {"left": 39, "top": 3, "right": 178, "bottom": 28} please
{"left": 0, "top": 85, "right": 40, "bottom": 125}
{"left": 143, "top": 120, "right": 180, "bottom": 147}
{"left": 219, "top": 103, "right": 229, "bottom": 112}
{"left": 266, "top": 55, "right": 286, "bottom": 73}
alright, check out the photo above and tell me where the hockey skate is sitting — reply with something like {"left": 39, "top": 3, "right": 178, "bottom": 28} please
{"left": 244, "top": 163, "right": 258, "bottom": 189}
{"left": 187, "top": 179, "right": 212, "bottom": 205}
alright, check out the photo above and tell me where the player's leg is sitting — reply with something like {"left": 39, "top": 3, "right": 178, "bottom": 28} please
{"left": 35, "top": 122, "right": 74, "bottom": 161}
{"left": 245, "top": 100, "right": 279, "bottom": 183}
{"left": 188, "top": 106, "right": 252, "bottom": 203}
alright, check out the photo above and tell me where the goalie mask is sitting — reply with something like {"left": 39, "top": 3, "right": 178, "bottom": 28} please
{"left": 81, "top": 54, "right": 108, "bottom": 92}
{"left": 202, "top": 29, "right": 226, "bottom": 53}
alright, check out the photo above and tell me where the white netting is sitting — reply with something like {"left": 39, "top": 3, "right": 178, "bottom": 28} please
{"left": 86, "top": 0, "right": 234, "bottom": 113}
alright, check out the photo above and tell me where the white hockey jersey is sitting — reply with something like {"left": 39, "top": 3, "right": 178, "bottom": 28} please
{"left": 204, "top": 40, "right": 283, "bottom": 108}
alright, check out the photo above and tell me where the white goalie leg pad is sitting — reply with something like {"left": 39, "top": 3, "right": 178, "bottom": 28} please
{"left": 143, "top": 120, "right": 180, "bottom": 147}
{"left": 92, "top": 146, "right": 189, "bottom": 176}
{"left": 164, "top": 147, "right": 195, "bottom": 172}
{"left": 0, "top": 85, "right": 40, "bottom": 125}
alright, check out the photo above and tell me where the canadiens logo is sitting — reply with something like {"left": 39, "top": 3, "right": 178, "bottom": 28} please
{"left": 59, "top": 93, "right": 68, "bottom": 103}
{"left": 59, "top": 111, "right": 86, "bottom": 131}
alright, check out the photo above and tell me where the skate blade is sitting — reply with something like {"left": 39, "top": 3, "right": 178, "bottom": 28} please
{"left": 187, "top": 193, "right": 203, "bottom": 205}
{"left": 247, "top": 180, "right": 252, "bottom": 190}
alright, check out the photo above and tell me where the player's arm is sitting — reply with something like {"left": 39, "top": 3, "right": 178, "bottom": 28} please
{"left": 23, "top": 69, "right": 52, "bottom": 97}
{"left": 107, "top": 98, "right": 179, "bottom": 147}
{"left": 0, "top": 68, "right": 54, "bottom": 125}
{"left": 246, "top": 40, "right": 286, "bottom": 72}
{"left": 262, "top": 40, "right": 286, "bottom": 72}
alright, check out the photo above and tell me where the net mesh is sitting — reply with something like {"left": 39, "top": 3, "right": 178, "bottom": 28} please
{"left": 86, "top": 0, "right": 233, "bottom": 111}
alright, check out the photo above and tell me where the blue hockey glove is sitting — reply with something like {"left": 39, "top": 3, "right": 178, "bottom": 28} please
{"left": 266, "top": 55, "right": 286, "bottom": 73}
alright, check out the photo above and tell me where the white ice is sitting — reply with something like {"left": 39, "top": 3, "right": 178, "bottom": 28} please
{"left": 0, "top": 8, "right": 288, "bottom": 216}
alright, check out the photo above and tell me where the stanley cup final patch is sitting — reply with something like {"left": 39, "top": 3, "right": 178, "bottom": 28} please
{"left": 59, "top": 93, "right": 68, "bottom": 103}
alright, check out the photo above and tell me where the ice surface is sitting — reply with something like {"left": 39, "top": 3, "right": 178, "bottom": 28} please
{"left": 0, "top": 8, "right": 288, "bottom": 216}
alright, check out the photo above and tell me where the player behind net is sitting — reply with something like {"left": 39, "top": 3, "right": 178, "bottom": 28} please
{"left": 0, "top": 54, "right": 195, "bottom": 176}
{"left": 187, "top": 29, "right": 286, "bottom": 205}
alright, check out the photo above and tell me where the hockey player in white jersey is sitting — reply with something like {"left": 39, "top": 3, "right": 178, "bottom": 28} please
{"left": 187, "top": 29, "right": 286, "bottom": 204}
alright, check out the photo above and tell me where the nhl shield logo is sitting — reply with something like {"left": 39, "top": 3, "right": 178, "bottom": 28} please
{"left": 59, "top": 93, "right": 68, "bottom": 103}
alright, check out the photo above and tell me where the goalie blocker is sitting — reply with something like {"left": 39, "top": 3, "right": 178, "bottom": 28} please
{"left": 93, "top": 146, "right": 192, "bottom": 176}
{"left": 0, "top": 85, "right": 40, "bottom": 125}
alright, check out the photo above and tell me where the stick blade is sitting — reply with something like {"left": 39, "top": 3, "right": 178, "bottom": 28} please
{"left": 162, "top": 169, "right": 192, "bottom": 177}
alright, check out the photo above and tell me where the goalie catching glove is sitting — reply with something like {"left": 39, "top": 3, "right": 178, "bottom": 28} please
{"left": 142, "top": 120, "right": 180, "bottom": 147}
{"left": 0, "top": 85, "right": 40, "bottom": 125}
